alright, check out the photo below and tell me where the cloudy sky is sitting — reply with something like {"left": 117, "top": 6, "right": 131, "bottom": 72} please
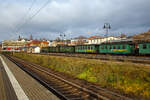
{"left": 0, "top": 0, "right": 150, "bottom": 41}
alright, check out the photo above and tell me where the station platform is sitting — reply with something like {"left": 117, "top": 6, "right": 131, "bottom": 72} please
{"left": 0, "top": 54, "right": 60, "bottom": 100}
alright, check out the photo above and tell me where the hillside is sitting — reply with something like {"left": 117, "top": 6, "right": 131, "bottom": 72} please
{"left": 132, "top": 30, "right": 150, "bottom": 41}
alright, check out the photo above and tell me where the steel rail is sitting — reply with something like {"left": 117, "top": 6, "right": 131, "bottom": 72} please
{"left": 5, "top": 55, "right": 69, "bottom": 100}
{"left": 4, "top": 54, "right": 132, "bottom": 100}
{"left": 39, "top": 53, "right": 150, "bottom": 64}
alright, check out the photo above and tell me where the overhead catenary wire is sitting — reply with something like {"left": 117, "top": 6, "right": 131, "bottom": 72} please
{"left": 20, "top": 0, "right": 37, "bottom": 23}
{"left": 10, "top": 0, "right": 37, "bottom": 40}
{"left": 15, "top": 0, "right": 51, "bottom": 36}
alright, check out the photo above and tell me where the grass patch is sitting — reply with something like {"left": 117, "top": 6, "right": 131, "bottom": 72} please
{"left": 13, "top": 53, "right": 150, "bottom": 99}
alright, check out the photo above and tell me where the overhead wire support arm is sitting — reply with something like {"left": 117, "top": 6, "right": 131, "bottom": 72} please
{"left": 103, "top": 23, "right": 111, "bottom": 37}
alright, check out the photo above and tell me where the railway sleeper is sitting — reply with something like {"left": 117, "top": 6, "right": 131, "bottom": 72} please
{"left": 44, "top": 81, "right": 69, "bottom": 88}
{"left": 64, "top": 92, "right": 89, "bottom": 98}
{"left": 65, "top": 94, "right": 85, "bottom": 99}
{"left": 54, "top": 86, "right": 74, "bottom": 92}
{"left": 69, "top": 97, "right": 91, "bottom": 100}
{"left": 66, "top": 94, "right": 90, "bottom": 100}
{"left": 49, "top": 79, "right": 68, "bottom": 84}
{"left": 48, "top": 82, "right": 67, "bottom": 86}
{"left": 61, "top": 89, "right": 80, "bottom": 94}
{"left": 51, "top": 84, "right": 72, "bottom": 89}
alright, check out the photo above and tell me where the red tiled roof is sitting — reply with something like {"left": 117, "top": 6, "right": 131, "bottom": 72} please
{"left": 26, "top": 40, "right": 49, "bottom": 46}
{"left": 88, "top": 36, "right": 102, "bottom": 39}
{"left": 41, "top": 41, "right": 49, "bottom": 44}
{"left": 31, "top": 40, "right": 41, "bottom": 44}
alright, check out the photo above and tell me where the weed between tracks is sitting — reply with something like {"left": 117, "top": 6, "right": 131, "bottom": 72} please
{"left": 13, "top": 53, "right": 150, "bottom": 99}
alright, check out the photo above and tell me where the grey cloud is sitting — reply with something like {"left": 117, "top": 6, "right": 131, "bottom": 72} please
{"left": 0, "top": 0, "right": 150, "bottom": 40}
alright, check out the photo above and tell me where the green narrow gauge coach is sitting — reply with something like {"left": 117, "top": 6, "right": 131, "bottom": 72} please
{"left": 99, "top": 42, "right": 135, "bottom": 54}
{"left": 44, "top": 46, "right": 60, "bottom": 53}
{"left": 75, "top": 45, "right": 99, "bottom": 53}
{"left": 41, "top": 47, "right": 49, "bottom": 53}
{"left": 41, "top": 41, "right": 150, "bottom": 55}
{"left": 138, "top": 42, "right": 150, "bottom": 54}
{"left": 59, "top": 46, "right": 75, "bottom": 53}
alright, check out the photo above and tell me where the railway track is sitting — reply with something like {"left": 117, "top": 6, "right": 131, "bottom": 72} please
{"left": 4, "top": 54, "right": 132, "bottom": 100}
{"left": 40, "top": 53, "right": 150, "bottom": 64}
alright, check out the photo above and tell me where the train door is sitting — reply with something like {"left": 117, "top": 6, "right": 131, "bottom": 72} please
{"left": 134, "top": 43, "right": 139, "bottom": 55}
{"left": 96, "top": 45, "right": 99, "bottom": 53}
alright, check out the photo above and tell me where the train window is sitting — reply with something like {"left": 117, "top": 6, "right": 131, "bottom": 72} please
{"left": 143, "top": 44, "right": 147, "bottom": 49}
{"left": 113, "top": 46, "right": 116, "bottom": 49}
{"left": 122, "top": 45, "right": 126, "bottom": 49}
{"left": 83, "top": 46, "right": 85, "bottom": 49}
{"left": 101, "top": 45, "right": 104, "bottom": 49}
{"left": 90, "top": 46, "right": 92, "bottom": 49}
{"left": 88, "top": 46, "right": 90, "bottom": 49}
{"left": 105, "top": 45, "right": 107, "bottom": 49}
{"left": 86, "top": 46, "right": 88, "bottom": 49}
{"left": 109, "top": 46, "right": 112, "bottom": 49}
{"left": 118, "top": 45, "right": 120, "bottom": 49}
{"left": 107, "top": 46, "right": 109, "bottom": 49}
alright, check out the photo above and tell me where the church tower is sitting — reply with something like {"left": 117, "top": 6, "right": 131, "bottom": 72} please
{"left": 18, "top": 35, "right": 21, "bottom": 41}
{"left": 30, "top": 34, "right": 33, "bottom": 40}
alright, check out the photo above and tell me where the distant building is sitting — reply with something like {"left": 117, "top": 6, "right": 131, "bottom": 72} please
{"left": 18, "top": 35, "right": 21, "bottom": 41}
{"left": 51, "top": 40, "right": 71, "bottom": 47}
{"left": 70, "top": 36, "right": 88, "bottom": 46}
{"left": 0, "top": 43, "right": 2, "bottom": 52}
{"left": 88, "top": 36, "right": 121, "bottom": 44}
{"left": 30, "top": 34, "right": 33, "bottom": 40}
{"left": 26, "top": 40, "right": 49, "bottom": 48}
{"left": 18, "top": 35, "right": 28, "bottom": 41}
{"left": 40, "top": 41, "right": 49, "bottom": 47}
{"left": 2, "top": 40, "right": 29, "bottom": 52}
{"left": 26, "top": 40, "right": 41, "bottom": 47}
{"left": 48, "top": 40, "right": 53, "bottom": 46}
{"left": 26, "top": 46, "right": 40, "bottom": 53}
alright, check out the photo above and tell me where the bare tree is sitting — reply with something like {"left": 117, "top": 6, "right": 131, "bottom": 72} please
{"left": 120, "top": 33, "right": 126, "bottom": 38}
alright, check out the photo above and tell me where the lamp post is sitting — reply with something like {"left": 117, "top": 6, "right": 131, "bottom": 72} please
{"left": 103, "top": 23, "right": 111, "bottom": 42}
{"left": 60, "top": 34, "right": 62, "bottom": 40}
{"left": 60, "top": 33, "right": 66, "bottom": 45}
{"left": 60, "top": 33, "right": 66, "bottom": 40}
